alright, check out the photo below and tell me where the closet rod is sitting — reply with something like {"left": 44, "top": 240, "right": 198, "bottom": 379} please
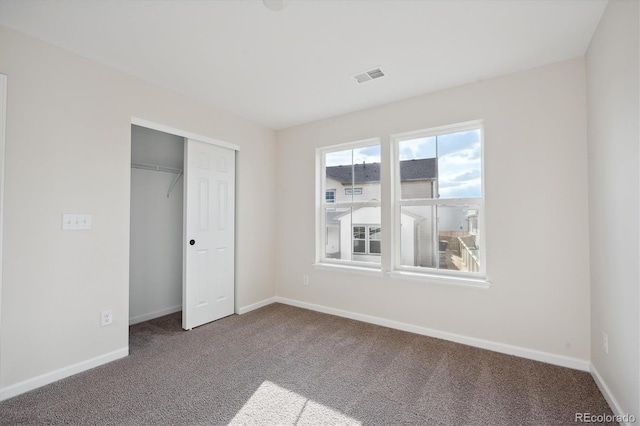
{"left": 131, "top": 161, "right": 182, "bottom": 175}
{"left": 131, "top": 161, "right": 183, "bottom": 198}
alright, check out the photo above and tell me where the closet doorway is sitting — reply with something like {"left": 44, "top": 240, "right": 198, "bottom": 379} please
{"left": 129, "top": 121, "right": 237, "bottom": 331}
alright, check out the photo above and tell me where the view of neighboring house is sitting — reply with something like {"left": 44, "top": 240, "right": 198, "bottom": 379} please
{"left": 324, "top": 158, "right": 480, "bottom": 271}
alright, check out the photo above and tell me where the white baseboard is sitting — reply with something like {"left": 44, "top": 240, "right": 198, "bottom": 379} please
{"left": 274, "top": 297, "right": 590, "bottom": 372}
{"left": 129, "top": 305, "right": 182, "bottom": 325}
{"left": 0, "top": 347, "right": 129, "bottom": 402}
{"left": 237, "top": 297, "right": 277, "bottom": 315}
{"left": 590, "top": 364, "right": 635, "bottom": 426}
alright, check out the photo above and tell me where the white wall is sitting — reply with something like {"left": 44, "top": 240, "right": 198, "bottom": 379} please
{"left": 0, "top": 25, "right": 277, "bottom": 391}
{"left": 276, "top": 58, "right": 591, "bottom": 363}
{"left": 129, "top": 125, "right": 184, "bottom": 324}
{"left": 586, "top": 0, "right": 640, "bottom": 418}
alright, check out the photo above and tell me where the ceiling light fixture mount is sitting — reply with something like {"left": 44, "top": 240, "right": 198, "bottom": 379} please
{"left": 263, "top": 0, "right": 287, "bottom": 12}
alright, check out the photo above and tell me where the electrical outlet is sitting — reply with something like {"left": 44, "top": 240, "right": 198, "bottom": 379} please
{"left": 303, "top": 275, "right": 309, "bottom": 286}
{"left": 602, "top": 331, "right": 608, "bottom": 354}
{"left": 101, "top": 309, "right": 113, "bottom": 327}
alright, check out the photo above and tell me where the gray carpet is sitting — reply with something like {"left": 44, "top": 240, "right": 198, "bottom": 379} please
{"left": 0, "top": 303, "right": 615, "bottom": 425}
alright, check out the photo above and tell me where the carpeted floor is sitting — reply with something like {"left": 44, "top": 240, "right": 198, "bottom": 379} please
{"left": 0, "top": 303, "right": 616, "bottom": 425}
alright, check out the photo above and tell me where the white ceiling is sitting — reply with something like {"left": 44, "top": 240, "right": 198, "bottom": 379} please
{"left": 0, "top": 0, "right": 607, "bottom": 130}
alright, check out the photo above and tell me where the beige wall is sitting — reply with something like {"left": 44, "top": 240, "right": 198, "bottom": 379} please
{"left": 586, "top": 0, "right": 640, "bottom": 417}
{"left": 0, "top": 26, "right": 277, "bottom": 388}
{"left": 400, "top": 180, "right": 433, "bottom": 199}
{"left": 276, "top": 58, "right": 591, "bottom": 361}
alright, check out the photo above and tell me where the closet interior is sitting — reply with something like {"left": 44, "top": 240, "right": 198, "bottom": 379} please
{"left": 129, "top": 125, "right": 184, "bottom": 325}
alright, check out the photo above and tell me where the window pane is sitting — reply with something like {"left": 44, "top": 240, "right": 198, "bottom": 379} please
{"left": 437, "top": 129, "right": 482, "bottom": 199}
{"left": 326, "top": 145, "right": 380, "bottom": 203}
{"left": 437, "top": 204, "right": 481, "bottom": 272}
{"left": 325, "top": 207, "right": 351, "bottom": 260}
{"left": 369, "top": 240, "right": 381, "bottom": 254}
{"left": 353, "top": 239, "right": 366, "bottom": 253}
{"left": 397, "top": 130, "right": 482, "bottom": 200}
{"left": 353, "top": 226, "right": 365, "bottom": 239}
{"left": 369, "top": 226, "right": 381, "bottom": 240}
{"left": 325, "top": 149, "right": 353, "bottom": 202}
{"left": 353, "top": 145, "right": 381, "bottom": 202}
{"left": 399, "top": 204, "right": 481, "bottom": 271}
{"left": 399, "top": 205, "right": 436, "bottom": 268}
{"left": 398, "top": 137, "right": 436, "bottom": 199}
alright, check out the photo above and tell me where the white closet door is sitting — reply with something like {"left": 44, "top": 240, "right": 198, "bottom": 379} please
{"left": 183, "top": 139, "right": 235, "bottom": 330}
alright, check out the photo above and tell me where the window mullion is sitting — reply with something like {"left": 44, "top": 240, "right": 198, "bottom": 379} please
{"left": 435, "top": 135, "right": 439, "bottom": 199}
{"left": 365, "top": 225, "right": 369, "bottom": 254}
{"left": 327, "top": 201, "right": 381, "bottom": 209}
{"left": 398, "top": 198, "right": 480, "bottom": 207}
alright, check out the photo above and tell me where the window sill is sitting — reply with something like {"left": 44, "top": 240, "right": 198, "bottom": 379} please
{"left": 313, "top": 262, "right": 384, "bottom": 277}
{"left": 387, "top": 270, "right": 491, "bottom": 289}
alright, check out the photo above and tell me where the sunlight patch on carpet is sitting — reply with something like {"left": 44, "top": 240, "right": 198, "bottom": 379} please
{"left": 229, "top": 381, "right": 361, "bottom": 425}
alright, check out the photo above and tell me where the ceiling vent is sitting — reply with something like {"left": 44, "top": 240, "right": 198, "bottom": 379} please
{"left": 352, "top": 67, "right": 386, "bottom": 84}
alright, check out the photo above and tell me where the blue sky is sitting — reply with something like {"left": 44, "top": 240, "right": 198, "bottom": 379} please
{"left": 325, "top": 145, "right": 380, "bottom": 167}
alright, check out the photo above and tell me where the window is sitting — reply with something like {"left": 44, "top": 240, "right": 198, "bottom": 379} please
{"left": 393, "top": 122, "right": 484, "bottom": 277}
{"left": 345, "top": 188, "right": 363, "bottom": 196}
{"left": 319, "top": 138, "right": 381, "bottom": 266}
{"left": 352, "top": 225, "right": 381, "bottom": 255}
{"left": 316, "top": 121, "right": 485, "bottom": 282}
{"left": 325, "top": 189, "right": 336, "bottom": 203}
{"left": 353, "top": 226, "right": 366, "bottom": 253}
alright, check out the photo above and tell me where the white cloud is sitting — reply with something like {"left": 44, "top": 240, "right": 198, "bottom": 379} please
{"left": 326, "top": 145, "right": 380, "bottom": 166}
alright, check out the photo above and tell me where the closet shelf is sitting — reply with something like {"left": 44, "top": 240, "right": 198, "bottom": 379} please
{"left": 131, "top": 161, "right": 181, "bottom": 174}
{"left": 131, "top": 161, "right": 183, "bottom": 198}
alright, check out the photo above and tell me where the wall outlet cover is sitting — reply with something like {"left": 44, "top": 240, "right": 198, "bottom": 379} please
{"left": 101, "top": 309, "right": 113, "bottom": 326}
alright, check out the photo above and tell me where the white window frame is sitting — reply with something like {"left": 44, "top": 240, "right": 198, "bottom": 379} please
{"left": 316, "top": 138, "right": 382, "bottom": 269}
{"left": 315, "top": 122, "right": 488, "bottom": 286}
{"left": 325, "top": 189, "right": 336, "bottom": 203}
{"left": 352, "top": 224, "right": 381, "bottom": 255}
{"left": 390, "top": 120, "right": 487, "bottom": 280}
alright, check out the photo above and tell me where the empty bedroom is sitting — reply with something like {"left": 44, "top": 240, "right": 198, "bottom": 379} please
{"left": 0, "top": 0, "right": 637, "bottom": 425}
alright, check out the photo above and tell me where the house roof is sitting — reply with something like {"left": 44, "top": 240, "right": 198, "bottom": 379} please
{"left": 326, "top": 158, "right": 436, "bottom": 184}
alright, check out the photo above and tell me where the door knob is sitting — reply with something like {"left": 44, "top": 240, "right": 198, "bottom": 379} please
{"left": 189, "top": 239, "right": 195, "bottom": 246}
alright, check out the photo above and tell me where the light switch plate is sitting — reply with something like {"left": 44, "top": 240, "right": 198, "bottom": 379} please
{"left": 62, "top": 213, "right": 92, "bottom": 231}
